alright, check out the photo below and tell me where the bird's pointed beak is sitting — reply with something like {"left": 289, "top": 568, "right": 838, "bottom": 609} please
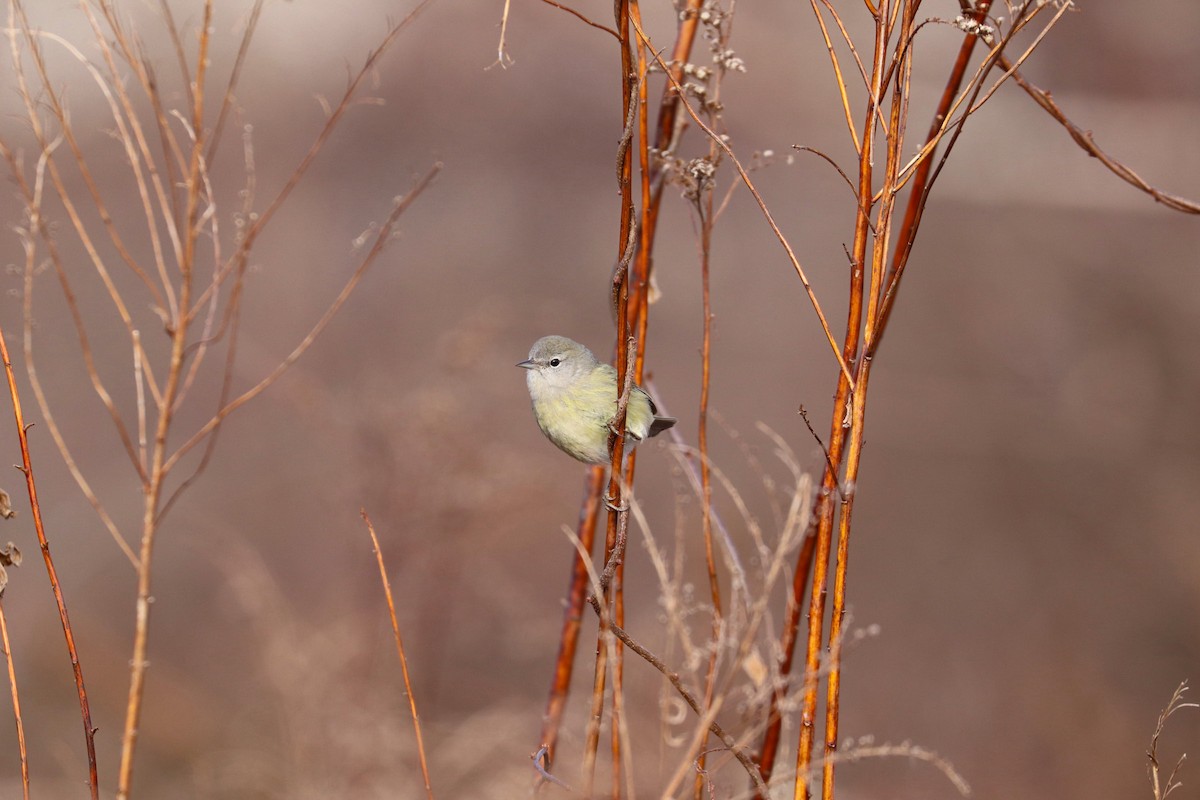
{"left": 515, "top": 359, "right": 536, "bottom": 370}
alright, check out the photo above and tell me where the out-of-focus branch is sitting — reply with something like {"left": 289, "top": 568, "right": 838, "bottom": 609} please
{"left": 361, "top": 510, "right": 435, "bottom": 800}
{"left": 162, "top": 164, "right": 443, "bottom": 478}
{"left": 0, "top": 584, "right": 30, "bottom": 800}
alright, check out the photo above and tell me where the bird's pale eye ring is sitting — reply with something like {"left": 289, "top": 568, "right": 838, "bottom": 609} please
{"left": 549, "top": 358, "right": 561, "bottom": 367}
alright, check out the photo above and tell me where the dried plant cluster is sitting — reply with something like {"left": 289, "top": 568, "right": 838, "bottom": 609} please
{"left": 1, "top": 0, "right": 436, "bottom": 797}
{"left": 0, "top": 0, "right": 1195, "bottom": 799}
{"left": 513, "top": 0, "right": 1200, "bottom": 798}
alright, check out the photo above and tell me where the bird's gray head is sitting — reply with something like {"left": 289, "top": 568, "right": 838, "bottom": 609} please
{"left": 516, "top": 335, "right": 599, "bottom": 397}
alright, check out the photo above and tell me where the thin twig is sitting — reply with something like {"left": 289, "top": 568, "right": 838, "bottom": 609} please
{"left": 591, "top": 602, "right": 770, "bottom": 798}
{"left": 1147, "top": 681, "right": 1198, "bottom": 800}
{"left": 82, "top": 1, "right": 185, "bottom": 314}
{"left": 4, "top": 163, "right": 139, "bottom": 566}
{"left": 228, "top": 0, "right": 437, "bottom": 265}
{"left": 999, "top": 54, "right": 1200, "bottom": 214}
{"left": 628, "top": 14, "right": 856, "bottom": 390}
{"left": 118, "top": 4, "right": 217, "bottom": 790}
{"left": 492, "top": 0, "right": 514, "bottom": 69}
{"left": 532, "top": 746, "right": 576, "bottom": 793}
{"left": 6, "top": 7, "right": 152, "bottom": 486}
{"left": 0, "top": 598, "right": 30, "bottom": 800}
{"left": 792, "top": 145, "right": 860, "bottom": 206}
{"left": 791, "top": 0, "right": 887, "bottom": 793}
{"left": 206, "top": 0, "right": 265, "bottom": 166}
{"left": 361, "top": 510, "right": 435, "bottom": 800}
{"left": 690, "top": 114, "right": 724, "bottom": 799}
{"left": 873, "top": 0, "right": 994, "bottom": 347}
{"left": 565, "top": 516, "right": 771, "bottom": 796}
{"left": 11, "top": 7, "right": 170, "bottom": 316}
{"left": 163, "top": 164, "right": 443, "bottom": 475}
{"left": 798, "top": 405, "right": 842, "bottom": 500}
{"left": 535, "top": 467, "right": 605, "bottom": 780}
{"left": 809, "top": 0, "right": 860, "bottom": 153}
{"left": 537, "top": 0, "right": 619, "bottom": 39}
{"left": 0, "top": 321, "right": 100, "bottom": 800}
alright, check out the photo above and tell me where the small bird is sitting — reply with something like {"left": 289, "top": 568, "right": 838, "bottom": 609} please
{"left": 517, "top": 335, "right": 676, "bottom": 464}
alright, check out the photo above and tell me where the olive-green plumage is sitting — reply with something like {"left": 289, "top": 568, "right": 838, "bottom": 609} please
{"left": 518, "top": 335, "right": 675, "bottom": 464}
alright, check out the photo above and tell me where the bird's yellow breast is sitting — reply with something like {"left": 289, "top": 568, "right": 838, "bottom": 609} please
{"left": 531, "top": 368, "right": 655, "bottom": 464}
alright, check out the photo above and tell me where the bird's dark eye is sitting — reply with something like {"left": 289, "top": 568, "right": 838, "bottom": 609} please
{"left": 549, "top": 358, "right": 561, "bottom": 367}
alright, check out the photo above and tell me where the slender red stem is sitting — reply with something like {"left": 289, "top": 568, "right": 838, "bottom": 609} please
{"left": 0, "top": 322, "right": 100, "bottom": 799}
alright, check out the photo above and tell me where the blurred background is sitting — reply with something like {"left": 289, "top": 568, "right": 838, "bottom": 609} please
{"left": 1, "top": 1, "right": 1198, "bottom": 797}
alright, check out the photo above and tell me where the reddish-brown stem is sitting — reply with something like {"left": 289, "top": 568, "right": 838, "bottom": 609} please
{"left": 609, "top": 554, "right": 627, "bottom": 799}
{"left": 628, "top": 15, "right": 857, "bottom": 388}
{"left": 582, "top": 633, "right": 609, "bottom": 795}
{"left": 787, "top": 408, "right": 852, "bottom": 800}
{"left": 537, "top": 0, "right": 619, "bottom": 38}
{"left": 821, "top": 8, "right": 917, "bottom": 797}
{"left": 691, "top": 155, "right": 723, "bottom": 800}
{"left": 540, "top": 0, "right": 702, "bottom": 775}
{"left": 0, "top": 599, "right": 30, "bottom": 800}
{"left": 627, "top": 0, "right": 703, "bottom": 331}
{"left": 537, "top": 467, "right": 605, "bottom": 775}
{"left": 792, "top": 5, "right": 884, "bottom": 795}
{"left": 752, "top": 523, "right": 818, "bottom": 787}
{"left": 117, "top": 6, "right": 214, "bottom": 792}
{"left": 361, "top": 510, "right": 435, "bottom": 799}
{"left": 996, "top": 53, "right": 1200, "bottom": 215}
{"left": 809, "top": 0, "right": 861, "bottom": 154}
{"left": 0, "top": 322, "right": 100, "bottom": 799}
{"left": 613, "top": 5, "right": 653, "bottom": 793}
{"left": 583, "top": 2, "right": 635, "bottom": 791}
{"left": 874, "top": 0, "right": 992, "bottom": 342}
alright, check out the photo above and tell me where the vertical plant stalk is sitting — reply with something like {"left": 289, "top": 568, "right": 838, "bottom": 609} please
{"left": 618, "top": 16, "right": 852, "bottom": 795}
{"left": 6, "top": 2, "right": 438, "bottom": 797}
{"left": 682, "top": 10, "right": 741, "bottom": 790}
{"left": 538, "top": 4, "right": 705, "bottom": 782}
{"left": 0, "top": 599, "right": 30, "bottom": 800}
{"left": 752, "top": 524, "right": 818, "bottom": 788}
{"left": 821, "top": 6, "right": 916, "bottom": 797}
{"left": 874, "top": 0, "right": 993, "bottom": 341}
{"left": 627, "top": 0, "right": 703, "bottom": 332}
{"left": 692, "top": 167, "right": 722, "bottom": 800}
{"left": 537, "top": 466, "right": 604, "bottom": 776}
{"left": 117, "top": 5, "right": 213, "bottom": 792}
{"left": 361, "top": 510, "right": 435, "bottom": 800}
{"left": 793, "top": 4, "right": 886, "bottom": 795}
{"left": 755, "top": 1, "right": 980, "bottom": 790}
{"left": 611, "top": 3, "right": 655, "bottom": 792}
{"left": 581, "top": 626, "right": 610, "bottom": 796}
{"left": 0, "top": 323, "right": 100, "bottom": 799}
{"left": 628, "top": 14, "right": 856, "bottom": 387}
{"left": 797, "top": 3, "right": 1065, "bottom": 796}
{"left": 582, "top": 0, "right": 635, "bottom": 789}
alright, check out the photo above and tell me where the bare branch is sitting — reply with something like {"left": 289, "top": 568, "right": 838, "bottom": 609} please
{"left": 163, "top": 164, "right": 443, "bottom": 477}
{"left": 999, "top": 54, "right": 1200, "bottom": 214}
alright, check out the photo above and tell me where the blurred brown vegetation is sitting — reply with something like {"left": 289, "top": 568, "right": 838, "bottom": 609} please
{"left": 0, "top": 0, "right": 1198, "bottom": 797}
